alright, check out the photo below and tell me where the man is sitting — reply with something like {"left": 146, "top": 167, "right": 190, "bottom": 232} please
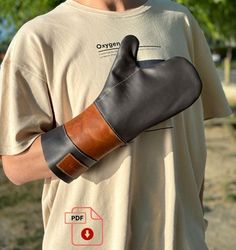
{"left": 0, "top": 0, "right": 232, "bottom": 249}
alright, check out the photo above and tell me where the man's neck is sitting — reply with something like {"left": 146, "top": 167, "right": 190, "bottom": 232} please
{"left": 73, "top": 0, "right": 148, "bottom": 12}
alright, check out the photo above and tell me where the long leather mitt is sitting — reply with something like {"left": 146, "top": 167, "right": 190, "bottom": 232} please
{"left": 41, "top": 35, "right": 202, "bottom": 183}
{"left": 94, "top": 35, "right": 202, "bottom": 142}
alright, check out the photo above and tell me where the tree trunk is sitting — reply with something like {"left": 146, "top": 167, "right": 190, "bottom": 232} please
{"left": 224, "top": 46, "right": 232, "bottom": 85}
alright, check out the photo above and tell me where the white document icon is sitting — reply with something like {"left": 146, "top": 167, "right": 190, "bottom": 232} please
{"left": 65, "top": 206, "right": 103, "bottom": 246}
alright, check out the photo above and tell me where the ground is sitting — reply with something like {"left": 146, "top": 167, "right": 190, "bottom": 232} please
{"left": 204, "top": 122, "right": 236, "bottom": 250}
{"left": 0, "top": 122, "right": 235, "bottom": 249}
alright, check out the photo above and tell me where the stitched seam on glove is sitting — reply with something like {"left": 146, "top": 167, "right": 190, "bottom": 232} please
{"left": 63, "top": 125, "right": 97, "bottom": 165}
{"left": 94, "top": 101, "right": 127, "bottom": 144}
{"left": 96, "top": 68, "right": 141, "bottom": 102}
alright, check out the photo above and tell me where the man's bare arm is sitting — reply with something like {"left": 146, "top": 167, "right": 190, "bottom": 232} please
{"left": 1, "top": 136, "right": 56, "bottom": 185}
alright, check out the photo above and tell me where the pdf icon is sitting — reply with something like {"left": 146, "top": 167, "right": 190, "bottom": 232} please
{"left": 65, "top": 207, "right": 103, "bottom": 247}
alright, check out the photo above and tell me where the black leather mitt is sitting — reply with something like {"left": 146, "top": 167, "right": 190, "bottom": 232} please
{"left": 95, "top": 35, "right": 202, "bottom": 142}
{"left": 41, "top": 35, "right": 202, "bottom": 183}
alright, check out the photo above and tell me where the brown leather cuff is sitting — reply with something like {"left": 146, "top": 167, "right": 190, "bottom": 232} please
{"left": 64, "top": 103, "right": 124, "bottom": 160}
{"left": 41, "top": 103, "right": 124, "bottom": 183}
{"left": 41, "top": 125, "right": 91, "bottom": 183}
{"left": 56, "top": 103, "right": 124, "bottom": 180}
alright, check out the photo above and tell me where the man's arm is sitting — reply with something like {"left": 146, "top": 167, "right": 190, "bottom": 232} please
{"left": 1, "top": 36, "right": 203, "bottom": 185}
{"left": 1, "top": 136, "right": 56, "bottom": 186}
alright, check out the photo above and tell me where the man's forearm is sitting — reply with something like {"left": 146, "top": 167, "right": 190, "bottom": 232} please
{"left": 2, "top": 136, "right": 56, "bottom": 185}
{"left": 1, "top": 36, "right": 203, "bottom": 185}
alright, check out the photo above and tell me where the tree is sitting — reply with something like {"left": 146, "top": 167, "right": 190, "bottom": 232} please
{"left": 0, "top": 0, "right": 64, "bottom": 46}
{"left": 177, "top": 0, "right": 236, "bottom": 84}
{"left": 1, "top": 0, "right": 235, "bottom": 82}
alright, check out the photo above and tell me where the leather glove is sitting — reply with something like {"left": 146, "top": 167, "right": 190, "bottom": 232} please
{"left": 41, "top": 35, "right": 202, "bottom": 183}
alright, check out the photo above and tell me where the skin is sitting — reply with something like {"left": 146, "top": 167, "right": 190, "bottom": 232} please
{"left": 74, "top": 0, "right": 148, "bottom": 11}
{"left": 1, "top": 0, "right": 205, "bottom": 210}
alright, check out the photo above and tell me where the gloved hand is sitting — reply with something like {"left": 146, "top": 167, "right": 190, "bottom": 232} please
{"left": 41, "top": 35, "right": 202, "bottom": 183}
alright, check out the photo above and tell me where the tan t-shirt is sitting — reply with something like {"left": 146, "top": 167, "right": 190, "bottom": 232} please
{"left": 0, "top": 0, "right": 232, "bottom": 249}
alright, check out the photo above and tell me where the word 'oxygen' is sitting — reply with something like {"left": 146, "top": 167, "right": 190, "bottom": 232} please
{"left": 96, "top": 42, "right": 121, "bottom": 50}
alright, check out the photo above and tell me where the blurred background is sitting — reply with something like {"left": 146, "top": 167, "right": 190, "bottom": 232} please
{"left": 0, "top": 0, "right": 235, "bottom": 249}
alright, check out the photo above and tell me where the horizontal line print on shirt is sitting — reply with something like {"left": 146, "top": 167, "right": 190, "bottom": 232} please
{"left": 98, "top": 45, "right": 161, "bottom": 53}
{"left": 144, "top": 126, "right": 173, "bottom": 132}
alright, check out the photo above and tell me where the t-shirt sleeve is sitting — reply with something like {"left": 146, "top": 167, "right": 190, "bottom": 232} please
{"left": 189, "top": 13, "right": 232, "bottom": 120}
{"left": 0, "top": 24, "right": 54, "bottom": 156}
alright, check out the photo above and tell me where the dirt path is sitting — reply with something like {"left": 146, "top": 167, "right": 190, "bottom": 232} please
{"left": 204, "top": 123, "right": 236, "bottom": 250}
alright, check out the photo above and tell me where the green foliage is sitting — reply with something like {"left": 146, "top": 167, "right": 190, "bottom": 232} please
{"left": 1, "top": 1, "right": 235, "bottom": 50}
{"left": 0, "top": 0, "right": 64, "bottom": 44}
{"left": 0, "top": 0, "right": 64, "bottom": 28}
{"left": 176, "top": 0, "right": 236, "bottom": 46}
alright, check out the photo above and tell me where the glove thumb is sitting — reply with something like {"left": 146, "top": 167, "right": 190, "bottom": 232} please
{"left": 101, "top": 35, "right": 139, "bottom": 91}
{"left": 112, "top": 35, "right": 139, "bottom": 72}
